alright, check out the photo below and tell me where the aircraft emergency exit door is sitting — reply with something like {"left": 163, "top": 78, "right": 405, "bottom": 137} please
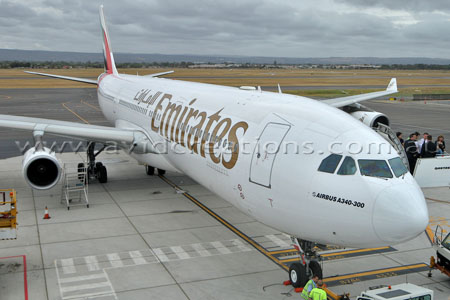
{"left": 249, "top": 122, "right": 291, "bottom": 188}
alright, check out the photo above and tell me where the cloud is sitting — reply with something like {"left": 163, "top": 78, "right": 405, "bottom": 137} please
{"left": 0, "top": 0, "right": 449, "bottom": 58}
{"left": 336, "top": 0, "right": 450, "bottom": 12}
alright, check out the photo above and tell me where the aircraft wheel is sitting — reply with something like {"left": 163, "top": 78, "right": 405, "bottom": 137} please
{"left": 98, "top": 165, "right": 108, "bottom": 183}
{"left": 146, "top": 165, "right": 155, "bottom": 176}
{"left": 157, "top": 169, "right": 166, "bottom": 176}
{"left": 289, "top": 262, "right": 307, "bottom": 288}
{"left": 309, "top": 260, "right": 323, "bottom": 279}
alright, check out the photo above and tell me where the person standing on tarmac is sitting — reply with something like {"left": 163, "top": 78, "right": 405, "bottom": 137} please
{"left": 309, "top": 280, "right": 327, "bottom": 300}
{"left": 301, "top": 274, "right": 319, "bottom": 300}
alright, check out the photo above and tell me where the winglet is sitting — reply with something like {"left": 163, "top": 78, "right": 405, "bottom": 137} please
{"left": 99, "top": 5, "right": 118, "bottom": 75}
{"left": 386, "top": 78, "right": 397, "bottom": 92}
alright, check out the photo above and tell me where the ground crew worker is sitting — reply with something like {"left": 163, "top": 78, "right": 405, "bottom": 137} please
{"left": 301, "top": 274, "right": 319, "bottom": 300}
{"left": 309, "top": 280, "right": 327, "bottom": 300}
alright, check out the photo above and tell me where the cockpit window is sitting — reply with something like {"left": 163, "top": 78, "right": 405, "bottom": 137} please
{"left": 388, "top": 157, "right": 408, "bottom": 177}
{"left": 337, "top": 156, "right": 357, "bottom": 175}
{"left": 318, "top": 154, "right": 342, "bottom": 174}
{"left": 358, "top": 159, "right": 393, "bottom": 178}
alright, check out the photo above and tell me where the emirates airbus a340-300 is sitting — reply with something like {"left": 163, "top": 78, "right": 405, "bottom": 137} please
{"left": 0, "top": 6, "right": 428, "bottom": 287}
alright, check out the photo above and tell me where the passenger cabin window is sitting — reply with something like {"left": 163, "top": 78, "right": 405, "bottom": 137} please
{"left": 318, "top": 154, "right": 342, "bottom": 174}
{"left": 337, "top": 156, "right": 356, "bottom": 175}
{"left": 358, "top": 159, "right": 393, "bottom": 178}
{"left": 388, "top": 157, "right": 408, "bottom": 177}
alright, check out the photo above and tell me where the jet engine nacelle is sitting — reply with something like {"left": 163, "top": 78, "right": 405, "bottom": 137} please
{"left": 22, "top": 147, "right": 62, "bottom": 190}
{"left": 349, "top": 111, "right": 390, "bottom": 128}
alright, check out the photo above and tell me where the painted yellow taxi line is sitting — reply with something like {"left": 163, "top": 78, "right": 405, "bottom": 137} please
{"left": 324, "top": 263, "right": 429, "bottom": 287}
{"left": 425, "top": 225, "right": 435, "bottom": 244}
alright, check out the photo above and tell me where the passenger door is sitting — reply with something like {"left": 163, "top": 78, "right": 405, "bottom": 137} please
{"left": 249, "top": 122, "right": 291, "bottom": 188}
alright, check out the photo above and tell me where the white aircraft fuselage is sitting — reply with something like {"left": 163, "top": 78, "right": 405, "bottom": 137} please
{"left": 96, "top": 72, "right": 429, "bottom": 248}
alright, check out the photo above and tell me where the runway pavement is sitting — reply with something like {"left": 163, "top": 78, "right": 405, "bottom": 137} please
{"left": 1, "top": 88, "right": 449, "bottom": 158}
{"left": 0, "top": 87, "right": 449, "bottom": 299}
{"left": 0, "top": 88, "right": 103, "bottom": 159}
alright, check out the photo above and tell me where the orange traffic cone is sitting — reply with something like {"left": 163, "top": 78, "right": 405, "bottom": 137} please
{"left": 43, "top": 206, "right": 51, "bottom": 219}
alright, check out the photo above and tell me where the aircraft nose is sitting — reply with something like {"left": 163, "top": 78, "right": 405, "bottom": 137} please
{"left": 372, "top": 184, "right": 429, "bottom": 244}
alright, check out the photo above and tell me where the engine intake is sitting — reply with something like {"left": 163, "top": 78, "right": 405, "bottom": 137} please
{"left": 349, "top": 111, "right": 390, "bottom": 128}
{"left": 22, "top": 147, "right": 62, "bottom": 190}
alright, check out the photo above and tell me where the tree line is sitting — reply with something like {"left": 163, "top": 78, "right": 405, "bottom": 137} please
{"left": 1, "top": 60, "right": 450, "bottom": 69}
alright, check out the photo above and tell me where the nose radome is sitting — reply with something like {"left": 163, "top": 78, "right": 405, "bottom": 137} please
{"left": 372, "top": 184, "right": 429, "bottom": 244}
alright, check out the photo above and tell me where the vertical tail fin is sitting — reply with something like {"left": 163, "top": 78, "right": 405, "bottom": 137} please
{"left": 99, "top": 5, "right": 118, "bottom": 75}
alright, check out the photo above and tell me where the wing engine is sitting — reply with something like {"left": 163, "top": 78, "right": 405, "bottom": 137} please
{"left": 23, "top": 146, "right": 62, "bottom": 190}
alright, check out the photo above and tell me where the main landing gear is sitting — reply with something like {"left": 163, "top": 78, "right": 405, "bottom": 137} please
{"left": 78, "top": 142, "right": 108, "bottom": 183}
{"left": 288, "top": 238, "right": 323, "bottom": 288}
{"left": 145, "top": 165, "right": 166, "bottom": 176}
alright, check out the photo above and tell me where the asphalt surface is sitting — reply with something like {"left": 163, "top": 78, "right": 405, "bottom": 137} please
{"left": 1, "top": 87, "right": 449, "bottom": 158}
{"left": 365, "top": 100, "right": 450, "bottom": 139}
{"left": 0, "top": 88, "right": 105, "bottom": 159}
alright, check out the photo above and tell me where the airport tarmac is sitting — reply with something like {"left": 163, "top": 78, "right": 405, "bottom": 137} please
{"left": 0, "top": 87, "right": 449, "bottom": 299}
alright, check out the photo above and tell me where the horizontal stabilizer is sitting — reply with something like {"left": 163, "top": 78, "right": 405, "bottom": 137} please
{"left": 24, "top": 71, "right": 97, "bottom": 85}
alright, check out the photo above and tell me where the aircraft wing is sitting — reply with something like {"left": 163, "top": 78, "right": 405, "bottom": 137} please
{"left": 24, "top": 71, "right": 98, "bottom": 85}
{"left": 0, "top": 114, "right": 157, "bottom": 153}
{"left": 322, "top": 78, "right": 397, "bottom": 108}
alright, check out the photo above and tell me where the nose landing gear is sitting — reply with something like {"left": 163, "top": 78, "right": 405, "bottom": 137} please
{"left": 288, "top": 237, "right": 323, "bottom": 288}
{"left": 145, "top": 165, "right": 166, "bottom": 176}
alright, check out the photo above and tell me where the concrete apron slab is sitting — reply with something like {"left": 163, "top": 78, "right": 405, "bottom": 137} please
{"left": 0, "top": 150, "right": 449, "bottom": 299}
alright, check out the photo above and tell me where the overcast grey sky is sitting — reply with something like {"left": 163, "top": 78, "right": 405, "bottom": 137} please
{"left": 1, "top": 0, "right": 450, "bottom": 58}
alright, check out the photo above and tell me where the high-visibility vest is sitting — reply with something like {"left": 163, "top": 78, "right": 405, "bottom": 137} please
{"left": 301, "top": 280, "right": 316, "bottom": 300}
{"left": 309, "top": 287, "right": 327, "bottom": 300}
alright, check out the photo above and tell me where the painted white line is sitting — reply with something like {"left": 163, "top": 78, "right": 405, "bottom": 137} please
{"left": 129, "top": 250, "right": 147, "bottom": 265}
{"left": 62, "top": 291, "right": 115, "bottom": 300}
{"left": 266, "top": 234, "right": 290, "bottom": 248}
{"left": 191, "top": 243, "right": 211, "bottom": 257}
{"left": 231, "top": 239, "right": 251, "bottom": 252}
{"left": 107, "top": 253, "right": 124, "bottom": 268}
{"left": 153, "top": 248, "right": 169, "bottom": 262}
{"left": 61, "top": 258, "right": 76, "bottom": 274}
{"left": 84, "top": 255, "right": 100, "bottom": 271}
{"left": 170, "top": 246, "right": 190, "bottom": 259}
{"left": 55, "top": 260, "right": 64, "bottom": 300}
{"left": 61, "top": 281, "right": 111, "bottom": 293}
{"left": 101, "top": 269, "right": 118, "bottom": 300}
{"left": 59, "top": 273, "right": 106, "bottom": 284}
{"left": 211, "top": 241, "right": 232, "bottom": 254}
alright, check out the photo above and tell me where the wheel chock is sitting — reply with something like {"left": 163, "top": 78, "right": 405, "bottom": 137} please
{"left": 294, "top": 287, "right": 303, "bottom": 293}
{"left": 283, "top": 280, "right": 291, "bottom": 286}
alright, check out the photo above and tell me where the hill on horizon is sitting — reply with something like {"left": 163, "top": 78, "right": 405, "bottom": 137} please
{"left": 1, "top": 49, "right": 450, "bottom": 65}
